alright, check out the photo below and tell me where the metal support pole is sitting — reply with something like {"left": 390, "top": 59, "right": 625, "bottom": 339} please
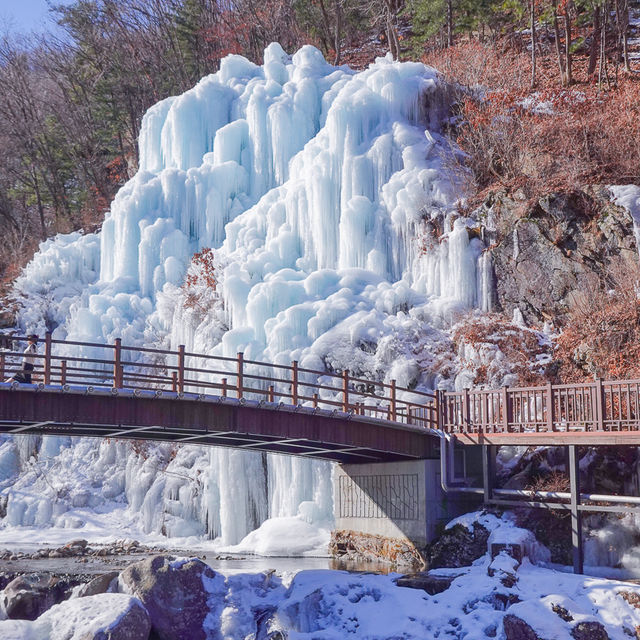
{"left": 177, "top": 345, "right": 185, "bottom": 394}
{"left": 236, "top": 352, "right": 244, "bottom": 399}
{"left": 44, "top": 332, "right": 52, "bottom": 385}
{"left": 482, "top": 445, "right": 496, "bottom": 503}
{"left": 568, "top": 444, "right": 584, "bottom": 574}
{"left": 113, "top": 338, "right": 123, "bottom": 389}
{"left": 390, "top": 379, "right": 397, "bottom": 422}
{"left": 342, "top": 370, "right": 349, "bottom": 412}
{"left": 291, "top": 360, "right": 298, "bottom": 405}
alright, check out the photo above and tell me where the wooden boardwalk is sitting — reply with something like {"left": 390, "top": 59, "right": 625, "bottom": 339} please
{"left": 1, "top": 334, "right": 640, "bottom": 456}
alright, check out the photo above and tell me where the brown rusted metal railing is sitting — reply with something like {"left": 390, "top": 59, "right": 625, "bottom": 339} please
{"left": 0, "top": 333, "right": 438, "bottom": 430}
{"left": 441, "top": 379, "right": 640, "bottom": 435}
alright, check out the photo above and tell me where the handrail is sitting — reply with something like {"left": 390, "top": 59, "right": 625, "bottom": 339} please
{"left": 0, "top": 333, "right": 437, "bottom": 430}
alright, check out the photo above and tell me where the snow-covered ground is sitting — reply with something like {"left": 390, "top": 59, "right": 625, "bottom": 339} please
{"left": 1, "top": 514, "right": 640, "bottom": 639}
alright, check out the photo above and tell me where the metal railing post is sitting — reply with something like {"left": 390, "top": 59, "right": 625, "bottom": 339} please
{"left": 236, "top": 352, "right": 244, "bottom": 399}
{"left": 177, "top": 345, "right": 185, "bottom": 394}
{"left": 463, "top": 388, "right": 470, "bottom": 429}
{"left": 594, "top": 378, "right": 604, "bottom": 431}
{"left": 390, "top": 379, "right": 397, "bottom": 422}
{"left": 60, "top": 360, "right": 67, "bottom": 385}
{"left": 291, "top": 360, "right": 298, "bottom": 405}
{"left": 44, "top": 332, "right": 52, "bottom": 385}
{"left": 312, "top": 393, "right": 318, "bottom": 408}
{"left": 342, "top": 370, "right": 349, "bottom": 412}
{"left": 222, "top": 378, "right": 228, "bottom": 397}
{"left": 0, "top": 352, "right": 4, "bottom": 381}
{"left": 546, "top": 382, "right": 555, "bottom": 431}
{"left": 171, "top": 371, "right": 178, "bottom": 393}
{"left": 501, "top": 386, "right": 509, "bottom": 432}
{"left": 113, "top": 338, "right": 123, "bottom": 388}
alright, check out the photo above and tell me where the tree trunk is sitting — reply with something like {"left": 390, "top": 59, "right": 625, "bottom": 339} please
{"left": 564, "top": 2, "right": 573, "bottom": 85}
{"left": 551, "top": 0, "right": 567, "bottom": 85}
{"left": 530, "top": 0, "right": 537, "bottom": 89}
{"left": 620, "top": 0, "right": 631, "bottom": 72}
{"left": 333, "top": 0, "right": 342, "bottom": 65}
{"left": 447, "top": 0, "right": 453, "bottom": 47}
{"left": 587, "top": 7, "right": 600, "bottom": 76}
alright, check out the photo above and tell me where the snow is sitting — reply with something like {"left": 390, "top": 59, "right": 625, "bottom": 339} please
{"left": 1, "top": 514, "right": 640, "bottom": 638}
{"left": 0, "top": 593, "right": 147, "bottom": 640}
{"left": 220, "top": 514, "right": 331, "bottom": 557}
{"left": 609, "top": 184, "right": 640, "bottom": 254}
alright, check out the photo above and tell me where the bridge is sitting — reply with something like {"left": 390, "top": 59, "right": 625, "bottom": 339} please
{"left": 2, "top": 333, "right": 640, "bottom": 573}
{"left": 1, "top": 334, "right": 639, "bottom": 451}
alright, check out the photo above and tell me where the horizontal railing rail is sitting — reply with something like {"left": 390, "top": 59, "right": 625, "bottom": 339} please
{"left": 0, "top": 333, "right": 438, "bottom": 430}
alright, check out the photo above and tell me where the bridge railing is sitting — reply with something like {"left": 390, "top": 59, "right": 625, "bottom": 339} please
{"left": 0, "top": 334, "right": 438, "bottom": 429}
{"left": 440, "top": 379, "right": 640, "bottom": 434}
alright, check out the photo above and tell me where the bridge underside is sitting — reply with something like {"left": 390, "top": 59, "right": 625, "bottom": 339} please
{"left": 0, "top": 386, "right": 438, "bottom": 464}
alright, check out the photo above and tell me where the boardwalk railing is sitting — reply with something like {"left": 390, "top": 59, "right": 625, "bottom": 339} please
{"left": 0, "top": 334, "right": 438, "bottom": 429}
{"left": 440, "top": 379, "right": 640, "bottom": 434}
{"left": 4, "top": 333, "right": 640, "bottom": 437}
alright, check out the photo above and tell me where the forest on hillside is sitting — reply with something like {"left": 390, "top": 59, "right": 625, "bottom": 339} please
{"left": 0, "top": 0, "right": 638, "bottom": 326}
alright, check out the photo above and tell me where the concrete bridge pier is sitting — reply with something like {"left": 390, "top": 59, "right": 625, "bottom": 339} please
{"left": 331, "top": 453, "right": 482, "bottom": 565}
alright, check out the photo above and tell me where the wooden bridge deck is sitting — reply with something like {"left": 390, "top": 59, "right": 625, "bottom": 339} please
{"left": 1, "top": 334, "right": 640, "bottom": 456}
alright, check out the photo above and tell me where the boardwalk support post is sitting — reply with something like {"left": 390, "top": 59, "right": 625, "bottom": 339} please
{"left": 113, "top": 338, "right": 123, "bottom": 389}
{"left": 482, "top": 445, "right": 496, "bottom": 503}
{"left": 568, "top": 444, "right": 584, "bottom": 574}
{"left": 342, "top": 370, "right": 349, "bottom": 413}
{"left": 44, "top": 332, "right": 52, "bottom": 385}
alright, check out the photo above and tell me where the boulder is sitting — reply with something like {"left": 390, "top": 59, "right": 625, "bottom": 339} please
{"left": 428, "top": 522, "right": 490, "bottom": 569}
{"left": 395, "top": 572, "right": 456, "bottom": 594}
{"left": 119, "top": 555, "right": 224, "bottom": 640}
{"left": 571, "top": 622, "right": 610, "bottom": 640}
{"left": 0, "top": 593, "right": 151, "bottom": 640}
{"left": 77, "top": 572, "right": 119, "bottom": 598}
{"left": 503, "top": 614, "right": 541, "bottom": 640}
{"left": 2, "top": 573, "right": 70, "bottom": 620}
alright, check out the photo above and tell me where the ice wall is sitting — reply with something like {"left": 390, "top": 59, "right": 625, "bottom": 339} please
{"left": 6, "top": 44, "right": 489, "bottom": 546}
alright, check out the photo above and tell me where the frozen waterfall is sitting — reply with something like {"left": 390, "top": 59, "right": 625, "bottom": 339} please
{"left": 4, "top": 44, "right": 489, "bottom": 549}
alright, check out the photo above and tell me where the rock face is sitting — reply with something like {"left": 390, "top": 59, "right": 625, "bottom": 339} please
{"left": 2, "top": 573, "right": 72, "bottom": 620}
{"left": 119, "top": 555, "right": 222, "bottom": 640}
{"left": 428, "top": 522, "right": 490, "bottom": 569}
{"left": 479, "top": 186, "right": 638, "bottom": 324}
